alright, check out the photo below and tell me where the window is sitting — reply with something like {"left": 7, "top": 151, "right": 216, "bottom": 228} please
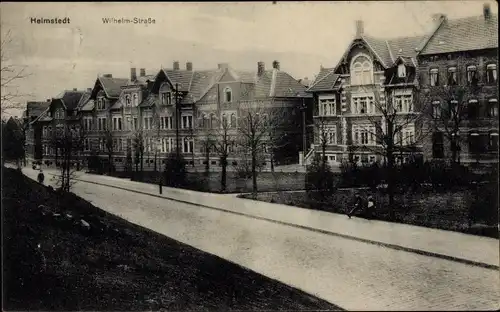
{"left": 351, "top": 55, "right": 373, "bottom": 85}
{"left": 447, "top": 67, "right": 457, "bottom": 85}
{"left": 210, "top": 114, "right": 216, "bottom": 128}
{"left": 133, "top": 117, "right": 138, "bottom": 130}
{"left": 369, "top": 155, "right": 376, "bottom": 163}
{"left": 161, "top": 92, "right": 172, "bottom": 105}
{"left": 467, "top": 99, "right": 478, "bottom": 119}
{"left": 125, "top": 95, "right": 131, "bottom": 106}
{"left": 221, "top": 113, "right": 228, "bottom": 127}
{"left": 352, "top": 125, "right": 374, "bottom": 145}
{"left": 432, "top": 101, "right": 441, "bottom": 119}
{"left": 183, "top": 137, "right": 193, "bottom": 153}
{"left": 393, "top": 92, "right": 413, "bottom": 113}
{"left": 84, "top": 138, "right": 90, "bottom": 151}
{"left": 160, "top": 116, "right": 173, "bottom": 129}
{"left": 224, "top": 87, "right": 232, "bottom": 102}
{"left": 486, "top": 64, "right": 497, "bottom": 84}
{"left": 97, "top": 98, "right": 105, "bottom": 110}
{"left": 404, "top": 127, "right": 415, "bottom": 145}
{"left": 182, "top": 115, "right": 193, "bottom": 129}
{"left": 352, "top": 95, "right": 374, "bottom": 114}
{"left": 133, "top": 93, "right": 139, "bottom": 106}
{"left": 98, "top": 118, "right": 107, "bottom": 131}
{"left": 83, "top": 117, "right": 93, "bottom": 131}
{"left": 398, "top": 64, "right": 406, "bottom": 78}
{"left": 143, "top": 116, "right": 153, "bottom": 130}
{"left": 468, "top": 132, "right": 482, "bottom": 154}
{"left": 430, "top": 68, "right": 439, "bottom": 86}
{"left": 319, "top": 96, "right": 336, "bottom": 116}
{"left": 488, "top": 99, "right": 498, "bottom": 117}
{"left": 230, "top": 114, "right": 237, "bottom": 128}
{"left": 467, "top": 65, "right": 478, "bottom": 85}
{"left": 328, "top": 127, "right": 337, "bottom": 145}
{"left": 432, "top": 132, "right": 444, "bottom": 158}
{"left": 43, "top": 126, "right": 47, "bottom": 137}
{"left": 449, "top": 100, "right": 458, "bottom": 119}
{"left": 328, "top": 155, "right": 337, "bottom": 163}
{"left": 489, "top": 132, "right": 498, "bottom": 151}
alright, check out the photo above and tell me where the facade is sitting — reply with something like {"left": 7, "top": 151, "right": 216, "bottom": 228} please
{"left": 417, "top": 5, "right": 498, "bottom": 165}
{"left": 307, "top": 6, "right": 498, "bottom": 168}
{"left": 24, "top": 101, "right": 51, "bottom": 163}
{"left": 25, "top": 61, "right": 311, "bottom": 171}
{"left": 306, "top": 20, "right": 424, "bottom": 167}
{"left": 28, "top": 90, "right": 87, "bottom": 166}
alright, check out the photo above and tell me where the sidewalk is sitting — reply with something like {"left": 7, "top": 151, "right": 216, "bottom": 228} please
{"left": 20, "top": 166, "right": 499, "bottom": 269}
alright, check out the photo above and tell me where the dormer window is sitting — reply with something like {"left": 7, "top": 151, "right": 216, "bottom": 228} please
{"left": 161, "top": 92, "right": 172, "bottom": 105}
{"left": 224, "top": 87, "right": 232, "bottom": 102}
{"left": 97, "top": 98, "right": 105, "bottom": 110}
{"left": 447, "top": 67, "right": 457, "bottom": 85}
{"left": 397, "top": 64, "right": 406, "bottom": 78}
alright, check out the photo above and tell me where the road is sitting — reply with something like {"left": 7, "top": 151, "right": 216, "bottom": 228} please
{"left": 21, "top": 167, "right": 500, "bottom": 311}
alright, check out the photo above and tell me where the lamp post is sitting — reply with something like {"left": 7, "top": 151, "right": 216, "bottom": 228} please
{"left": 300, "top": 97, "right": 307, "bottom": 166}
{"left": 156, "top": 138, "right": 162, "bottom": 194}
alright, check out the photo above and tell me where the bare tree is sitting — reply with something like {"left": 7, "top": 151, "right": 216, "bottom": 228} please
{"left": 132, "top": 129, "right": 145, "bottom": 173}
{"left": 351, "top": 81, "right": 429, "bottom": 219}
{"left": 316, "top": 117, "right": 331, "bottom": 169}
{"left": 102, "top": 129, "right": 114, "bottom": 173}
{"left": 198, "top": 131, "right": 215, "bottom": 175}
{"left": 238, "top": 100, "right": 283, "bottom": 193}
{"left": 210, "top": 114, "right": 234, "bottom": 192}
{"left": 1, "top": 26, "right": 31, "bottom": 114}
{"left": 49, "top": 123, "right": 86, "bottom": 192}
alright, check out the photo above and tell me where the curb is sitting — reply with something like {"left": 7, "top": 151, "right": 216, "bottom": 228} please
{"left": 67, "top": 174, "right": 499, "bottom": 271}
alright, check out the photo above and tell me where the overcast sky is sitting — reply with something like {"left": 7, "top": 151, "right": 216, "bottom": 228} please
{"left": 1, "top": 1, "right": 497, "bottom": 117}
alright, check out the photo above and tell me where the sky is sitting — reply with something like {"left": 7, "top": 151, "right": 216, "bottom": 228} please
{"left": 1, "top": 0, "right": 497, "bottom": 118}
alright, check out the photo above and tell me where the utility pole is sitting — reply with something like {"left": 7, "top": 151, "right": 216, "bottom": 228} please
{"left": 301, "top": 97, "right": 307, "bottom": 166}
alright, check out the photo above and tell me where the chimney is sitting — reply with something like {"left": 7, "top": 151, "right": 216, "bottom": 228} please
{"left": 218, "top": 63, "right": 229, "bottom": 70}
{"left": 355, "top": 20, "right": 364, "bottom": 38}
{"left": 173, "top": 61, "right": 180, "bottom": 70}
{"left": 103, "top": 74, "right": 113, "bottom": 78}
{"left": 140, "top": 68, "right": 146, "bottom": 77}
{"left": 272, "top": 60, "right": 280, "bottom": 70}
{"left": 257, "top": 61, "right": 265, "bottom": 76}
{"left": 186, "top": 62, "right": 193, "bottom": 71}
{"left": 484, "top": 3, "right": 491, "bottom": 19}
{"left": 130, "top": 67, "right": 137, "bottom": 81}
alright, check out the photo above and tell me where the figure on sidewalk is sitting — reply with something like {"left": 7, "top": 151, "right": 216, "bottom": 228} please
{"left": 347, "top": 194, "right": 363, "bottom": 219}
{"left": 366, "top": 195, "right": 375, "bottom": 219}
{"left": 37, "top": 169, "right": 45, "bottom": 185}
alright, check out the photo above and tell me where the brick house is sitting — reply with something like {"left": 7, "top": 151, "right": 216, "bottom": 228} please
{"left": 306, "top": 20, "right": 425, "bottom": 167}
{"left": 24, "top": 100, "right": 51, "bottom": 163}
{"left": 28, "top": 90, "right": 87, "bottom": 167}
{"left": 417, "top": 4, "right": 498, "bottom": 165}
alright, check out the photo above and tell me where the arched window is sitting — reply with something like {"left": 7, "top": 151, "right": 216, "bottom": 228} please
{"left": 202, "top": 114, "right": 209, "bottom": 129}
{"left": 397, "top": 64, "right": 406, "bottom": 78}
{"left": 224, "top": 87, "right": 232, "bottom": 102}
{"left": 350, "top": 55, "right": 373, "bottom": 85}
{"left": 230, "top": 113, "right": 237, "bottom": 128}
{"left": 125, "top": 95, "right": 131, "bottom": 106}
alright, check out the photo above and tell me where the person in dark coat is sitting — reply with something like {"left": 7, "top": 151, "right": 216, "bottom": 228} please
{"left": 365, "top": 195, "right": 375, "bottom": 219}
{"left": 37, "top": 169, "right": 45, "bottom": 185}
{"left": 348, "top": 194, "right": 363, "bottom": 219}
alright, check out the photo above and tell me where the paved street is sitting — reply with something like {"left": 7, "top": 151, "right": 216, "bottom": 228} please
{"left": 19, "top": 166, "right": 499, "bottom": 311}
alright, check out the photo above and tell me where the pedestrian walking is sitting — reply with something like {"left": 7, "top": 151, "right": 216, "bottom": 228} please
{"left": 37, "top": 169, "right": 45, "bottom": 185}
{"left": 347, "top": 194, "right": 364, "bottom": 219}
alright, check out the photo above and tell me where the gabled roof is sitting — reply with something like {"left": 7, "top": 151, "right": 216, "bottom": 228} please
{"left": 306, "top": 67, "right": 340, "bottom": 92}
{"left": 271, "top": 70, "right": 310, "bottom": 97}
{"left": 332, "top": 34, "right": 426, "bottom": 74}
{"left": 97, "top": 76, "right": 129, "bottom": 98}
{"left": 53, "top": 90, "right": 86, "bottom": 110}
{"left": 80, "top": 99, "right": 94, "bottom": 112}
{"left": 76, "top": 90, "right": 92, "bottom": 110}
{"left": 162, "top": 69, "right": 194, "bottom": 92}
{"left": 419, "top": 14, "right": 498, "bottom": 55}
{"left": 184, "top": 69, "right": 225, "bottom": 103}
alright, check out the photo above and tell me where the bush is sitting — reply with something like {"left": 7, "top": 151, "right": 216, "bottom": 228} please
{"left": 339, "top": 160, "right": 381, "bottom": 189}
{"left": 163, "top": 152, "right": 187, "bottom": 187}
{"left": 305, "top": 154, "right": 335, "bottom": 198}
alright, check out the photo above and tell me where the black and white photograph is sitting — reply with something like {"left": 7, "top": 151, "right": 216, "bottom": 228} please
{"left": 1, "top": 1, "right": 498, "bottom": 311}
